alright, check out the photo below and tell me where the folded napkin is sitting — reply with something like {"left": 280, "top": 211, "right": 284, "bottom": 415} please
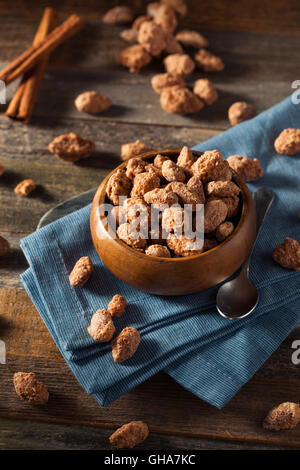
{"left": 21, "top": 95, "right": 300, "bottom": 408}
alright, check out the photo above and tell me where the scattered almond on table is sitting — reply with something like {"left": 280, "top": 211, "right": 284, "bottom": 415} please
{"left": 87, "top": 309, "right": 115, "bottom": 342}
{"left": 49, "top": 132, "right": 96, "bottom": 162}
{"left": 13, "top": 372, "right": 49, "bottom": 404}
{"left": 74, "top": 91, "right": 112, "bottom": 114}
{"left": 14, "top": 179, "right": 36, "bottom": 197}
{"left": 109, "top": 421, "right": 149, "bottom": 449}
{"left": 112, "top": 327, "right": 141, "bottom": 363}
{"left": 272, "top": 237, "right": 300, "bottom": 271}
{"left": 102, "top": 6, "right": 134, "bottom": 25}
{"left": 107, "top": 294, "right": 127, "bottom": 318}
{"left": 228, "top": 101, "right": 256, "bottom": 126}
{"left": 69, "top": 256, "right": 93, "bottom": 286}
{"left": 264, "top": 402, "right": 300, "bottom": 431}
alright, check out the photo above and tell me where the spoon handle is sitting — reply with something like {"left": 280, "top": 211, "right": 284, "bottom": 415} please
{"left": 253, "top": 187, "right": 275, "bottom": 237}
{"left": 243, "top": 187, "right": 275, "bottom": 272}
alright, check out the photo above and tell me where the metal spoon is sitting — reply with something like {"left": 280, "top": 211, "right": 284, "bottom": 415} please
{"left": 216, "top": 187, "right": 275, "bottom": 320}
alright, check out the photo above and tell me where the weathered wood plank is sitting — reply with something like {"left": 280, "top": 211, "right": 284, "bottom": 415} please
{"left": 0, "top": 417, "right": 292, "bottom": 450}
{"left": 0, "top": 0, "right": 299, "bottom": 36}
{"left": 1, "top": 288, "right": 300, "bottom": 448}
{"left": 0, "top": 117, "right": 218, "bottom": 233}
{"left": 0, "top": 23, "right": 299, "bottom": 129}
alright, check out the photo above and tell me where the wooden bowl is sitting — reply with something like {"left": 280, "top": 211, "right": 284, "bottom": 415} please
{"left": 90, "top": 149, "right": 256, "bottom": 295}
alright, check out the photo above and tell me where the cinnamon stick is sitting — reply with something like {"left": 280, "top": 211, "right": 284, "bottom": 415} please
{"left": 0, "top": 13, "right": 83, "bottom": 86}
{"left": 6, "top": 7, "right": 59, "bottom": 122}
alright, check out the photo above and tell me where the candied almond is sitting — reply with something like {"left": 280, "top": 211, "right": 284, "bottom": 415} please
{"left": 272, "top": 237, "right": 300, "bottom": 271}
{"left": 193, "top": 79, "right": 218, "bottom": 105}
{"left": 194, "top": 49, "right": 224, "bottom": 72}
{"left": 69, "top": 256, "right": 93, "bottom": 286}
{"left": 110, "top": 421, "right": 149, "bottom": 449}
{"left": 121, "top": 140, "right": 153, "bottom": 161}
{"left": 14, "top": 179, "right": 36, "bottom": 197}
{"left": 162, "top": 206, "right": 185, "bottom": 234}
{"left": 192, "top": 150, "right": 231, "bottom": 183}
{"left": 154, "top": 4, "right": 177, "bottom": 34}
{"left": 145, "top": 244, "right": 171, "bottom": 258}
{"left": 117, "top": 44, "right": 152, "bottom": 73}
{"left": 187, "top": 176, "right": 205, "bottom": 203}
{"left": 162, "top": 159, "right": 186, "bottom": 182}
{"left": 166, "top": 181, "right": 204, "bottom": 208}
{"left": 216, "top": 221, "right": 234, "bottom": 242}
{"left": 164, "top": 34, "right": 184, "bottom": 54}
{"left": 204, "top": 199, "right": 228, "bottom": 233}
{"left": 137, "top": 21, "right": 166, "bottom": 57}
{"left": 227, "top": 155, "right": 263, "bottom": 181}
{"left": 106, "top": 169, "right": 131, "bottom": 205}
{"left": 131, "top": 172, "right": 160, "bottom": 197}
{"left": 102, "top": 6, "right": 134, "bottom": 24}
{"left": 228, "top": 101, "right": 256, "bottom": 126}
{"left": 110, "top": 205, "right": 126, "bottom": 226}
{"left": 203, "top": 238, "right": 218, "bottom": 251}
{"left": 147, "top": 2, "right": 160, "bottom": 17}
{"left": 274, "top": 128, "right": 300, "bottom": 155}
{"left": 74, "top": 91, "right": 112, "bottom": 114}
{"left": 112, "top": 327, "right": 141, "bottom": 363}
{"left": 154, "top": 154, "right": 169, "bottom": 169}
{"left": 0, "top": 235, "right": 10, "bottom": 256}
{"left": 87, "top": 309, "right": 115, "bottom": 342}
{"left": 144, "top": 187, "right": 179, "bottom": 207}
{"left": 126, "top": 157, "right": 147, "bottom": 179}
{"left": 212, "top": 195, "right": 239, "bottom": 219}
{"left": 162, "top": 0, "right": 188, "bottom": 16}
{"left": 48, "top": 132, "right": 95, "bottom": 162}
{"left": 151, "top": 73, "right": 185, "bottom": 94}
{"left": 160, "top": 87, "right": 204, "bottom": 115}
{"left": 206, "top": 180, "right": 240, "bottom": 198}
{"left": 167, "top": 233, "right": 204, "bottom": 257}
{"left": 132, "top": 15, "right": 152, "bottom": 30}
{"left": 117, "top": 223, "right": 147, "bottom": 250}
{"left": 177, "top": 146, "right": 196, "bottom": 172}
{"left": 123, "top": 197, "right": 149, "bottom": 222}
{"left": 176, "top": 30, "right": 208, "bottom": 49}
{"left": 264, "top": 402, "right": 300, "bottom": 431}
{"left": 14, "top": 372, "right": 49, "bottom": 404}
{"left": 107, "top": 294, "right": 127, "bottom": 318}
{"left": 120, "top": 29, "right": 138, "bottom": 43}
{"left": 145, "top": 163, "right": 162, "bottom": 178}
{"left": 164, "top": 53, "right": 195, "bottom": 77}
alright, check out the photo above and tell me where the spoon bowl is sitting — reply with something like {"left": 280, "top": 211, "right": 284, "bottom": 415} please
{"left": 216, "top": 187, "right": 274, "bottom": 320}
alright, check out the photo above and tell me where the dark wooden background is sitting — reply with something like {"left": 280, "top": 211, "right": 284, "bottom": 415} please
{"left": 0, "top": 0, "right": 300, "bottom": 450}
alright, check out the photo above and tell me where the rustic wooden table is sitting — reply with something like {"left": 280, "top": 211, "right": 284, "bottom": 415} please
{"left": 1, "top": 0, "right": 300, "bottom": 450}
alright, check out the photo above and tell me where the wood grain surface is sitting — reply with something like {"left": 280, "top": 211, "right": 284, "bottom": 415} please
{"left": 0, "top": 0, "right": 300, "bottom": 450}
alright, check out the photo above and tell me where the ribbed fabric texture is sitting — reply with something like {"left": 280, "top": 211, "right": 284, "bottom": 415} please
{"left": 21, "top": 95, "right": 300, "bottom": 408}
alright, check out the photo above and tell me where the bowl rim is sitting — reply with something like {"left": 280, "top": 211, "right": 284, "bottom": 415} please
{"left": 92, "top": 148, "right": 250, "bottom": 262}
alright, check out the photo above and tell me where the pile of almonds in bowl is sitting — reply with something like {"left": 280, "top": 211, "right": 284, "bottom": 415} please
{"left": 105, "top": 146, "right": 264, "bottom": 258}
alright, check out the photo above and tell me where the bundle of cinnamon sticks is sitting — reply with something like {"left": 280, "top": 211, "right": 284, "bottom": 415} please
{"left": 2, "top": 8, "right": 83, "bottom": 123}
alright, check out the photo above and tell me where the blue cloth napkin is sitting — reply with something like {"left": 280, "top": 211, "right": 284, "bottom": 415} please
{"left": 21, "top": 95, "right": 300, "bottom": 408}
